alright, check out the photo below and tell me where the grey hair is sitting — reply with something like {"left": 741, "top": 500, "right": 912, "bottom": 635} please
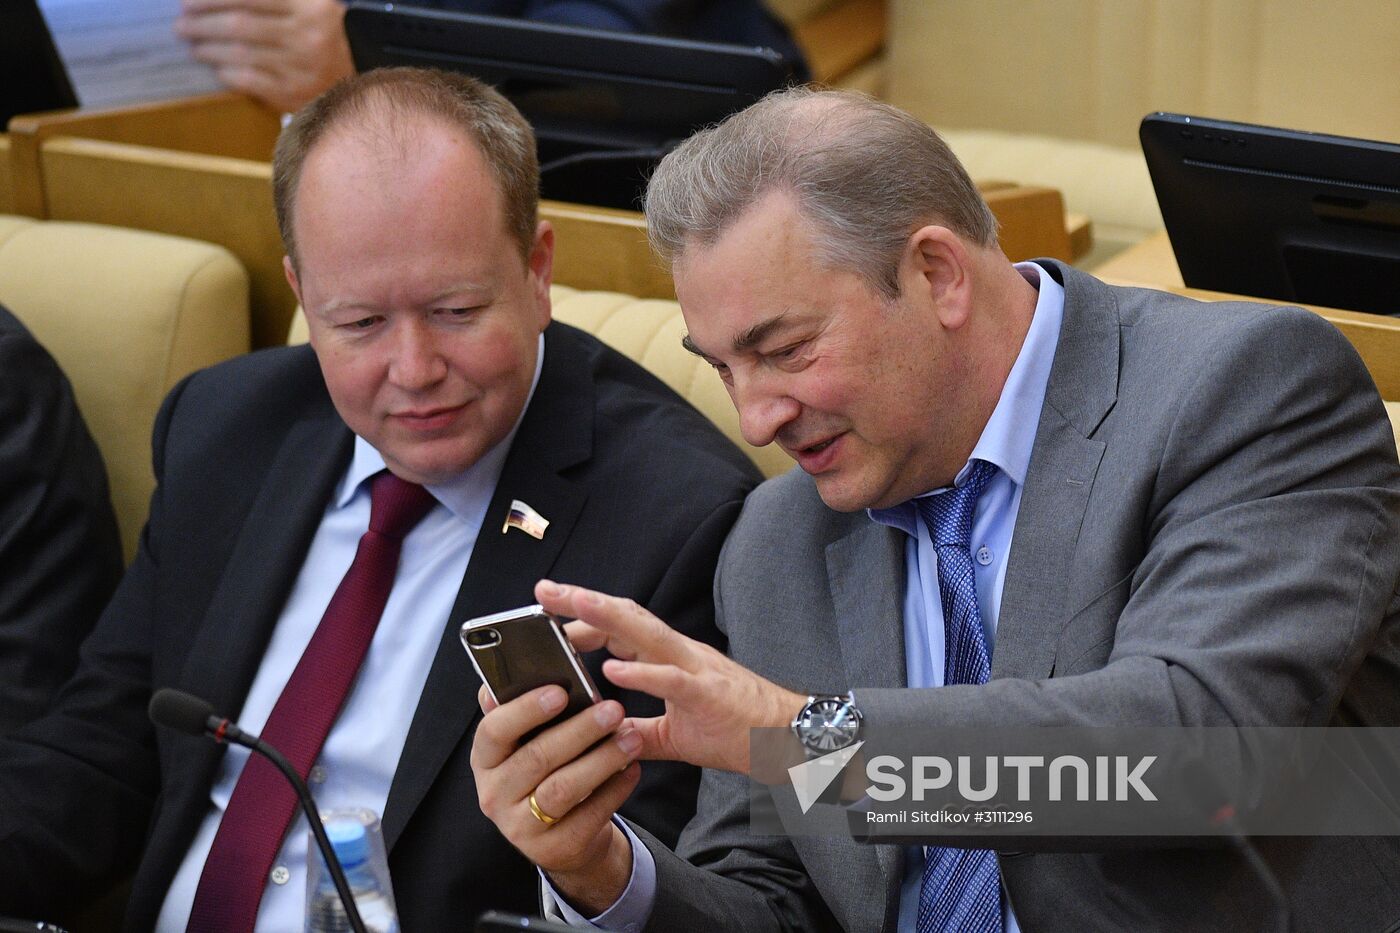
{"left": 644, "top": 87, "right": 998, "bottom": 299}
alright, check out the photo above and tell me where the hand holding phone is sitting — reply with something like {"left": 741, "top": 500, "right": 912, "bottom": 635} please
{"left": 465, "top": 599, "right": 644, "bottom": 917}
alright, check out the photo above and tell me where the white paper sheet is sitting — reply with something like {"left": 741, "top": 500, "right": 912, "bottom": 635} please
{"left": 36, "top": 0, "right": 224, "bottom": 108}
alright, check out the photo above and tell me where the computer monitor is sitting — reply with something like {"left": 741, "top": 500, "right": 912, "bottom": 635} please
{"left": 1141, "top": 113, "right": 1400, "bottom": 317}
{"left": 344, "top": 2, "right": 796, "bottom": 210}
{"left": 1, "top": 0, "right": 78, "bottom": 127}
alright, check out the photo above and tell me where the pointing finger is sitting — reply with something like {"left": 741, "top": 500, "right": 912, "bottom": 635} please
{"left": 536, "top": 580, "right": 692, "bottom": 667}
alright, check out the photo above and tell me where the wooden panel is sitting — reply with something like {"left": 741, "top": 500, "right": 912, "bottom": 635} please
{"left": 546, "top": 183, "right": 1075, "bottom": 294}
{"left": 40, "top": 138, "right": 675, "bottom": 343}
{"left": 1096, "top": 232, "right": 1400, "bottom": 400}
{"left": 7, "top": 93, "right": 280, "bottom": 217}
{"left": 796, "top": 0, "right": 886, "bottom": 85}
{"left": 0, "top": 136, "right": 12, "bottom": 215}
{"left": 540, "top": 200, "right": 673, "bottom": 299}
{"left": 41, "top": 137, "right": 293, "bottom": 349}
{"left": 983, "top": 186, "right": 1073, "bottom": 263}
{"left": 23, "top": 94, "right": 1080, "bottom": 342}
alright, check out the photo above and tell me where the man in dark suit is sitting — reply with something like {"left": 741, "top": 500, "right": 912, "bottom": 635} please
{"left": 0, "top": 305, "right": 122, "bottom": 735}
{"left": 175, "top": 0, "right": 807, "bottom": 112}
{"left": 475, "top": 88, "right": 1400, "bottom": 931}
{"left": 0, "top": 67, "right": 758, "bottom": 930}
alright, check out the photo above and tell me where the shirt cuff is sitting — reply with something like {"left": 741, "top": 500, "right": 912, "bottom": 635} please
{"left": 538, "top": 817, "right": 657, "bottom": 931}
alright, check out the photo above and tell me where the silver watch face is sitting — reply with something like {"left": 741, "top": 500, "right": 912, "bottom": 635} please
{"left": 795, "top": 697, "right": 860, "bottom": 753}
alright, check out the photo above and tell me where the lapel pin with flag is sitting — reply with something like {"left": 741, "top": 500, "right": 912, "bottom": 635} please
{"left": 502, "top": 499, "right": 549, "bottom": 540}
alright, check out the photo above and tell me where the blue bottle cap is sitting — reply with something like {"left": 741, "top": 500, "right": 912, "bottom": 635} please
{"left": 326, "top": 819, "right": 370, "bottom": 867}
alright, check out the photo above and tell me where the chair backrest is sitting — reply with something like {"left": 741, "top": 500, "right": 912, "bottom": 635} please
{"left": 0, "top": 215, "right": 251, "bottom": 559}
{"left": 550, "top": 287, "right": 794, "bottom": 477}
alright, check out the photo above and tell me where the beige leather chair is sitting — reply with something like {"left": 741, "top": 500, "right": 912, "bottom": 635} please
{"left": 550, "top": 286, "right": 794, "bottom": 477}
{"left": 0, "top": 215, "right": 251, "bottom": 560}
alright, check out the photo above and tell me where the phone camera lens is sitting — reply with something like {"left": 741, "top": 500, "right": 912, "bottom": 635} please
{"left": 466, "top": 628, "right": 502, "bottom": 648}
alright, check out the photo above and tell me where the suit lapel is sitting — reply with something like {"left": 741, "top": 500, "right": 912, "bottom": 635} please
{"left": 993, "top": 262, "right": 1117, "bottom": 680}
{"left": 827, "top": 520, "right": 907, "bottom": 692}
{"left": 825, "top": 515, "right": 907, "bottom": 918}
{"left": 175, "top": 403, "right": 352, "bottom": 788}
{"left": 383, "top": 325, "right": 594, "bottom": 849}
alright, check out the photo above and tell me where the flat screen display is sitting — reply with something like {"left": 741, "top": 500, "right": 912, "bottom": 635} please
{"left": 1141, "top": 112, "right": 1400, "bottom": 317}
{"left": 345, "top": 2, "right": 795, "bottom": 209}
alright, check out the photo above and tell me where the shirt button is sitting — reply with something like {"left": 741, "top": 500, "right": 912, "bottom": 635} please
{"left": 270, "top": 866, "right": 291, "bottom": 886}
{"left": 976, "top": 545, "right": 993, "bottom": 566}
{"left": 309, "top": 766, "right": 328, "bottom": 784}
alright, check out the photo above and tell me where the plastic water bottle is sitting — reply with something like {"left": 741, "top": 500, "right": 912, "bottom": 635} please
{"left": 305, "top": 819, "right": 400, "bottom": 933}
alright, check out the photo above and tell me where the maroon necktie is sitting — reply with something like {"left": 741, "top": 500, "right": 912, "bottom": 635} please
{"left": 187, "top": 471, "right": 437, "bottom": 932}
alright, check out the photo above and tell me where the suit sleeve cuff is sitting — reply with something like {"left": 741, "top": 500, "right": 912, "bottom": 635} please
{"left": 538, "top": 817, "right": 656, "bottom": 930}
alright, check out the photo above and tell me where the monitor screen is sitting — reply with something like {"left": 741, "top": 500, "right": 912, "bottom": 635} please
{"left": 344, "top": 2, "right": 795, "bottom": 210}
{"left": 1141, "top": 113, "right": 1400, "bottom": 317}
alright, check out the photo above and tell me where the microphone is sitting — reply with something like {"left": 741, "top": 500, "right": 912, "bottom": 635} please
{"left": 148, "top": 688, "right": 368, "bottom": 933}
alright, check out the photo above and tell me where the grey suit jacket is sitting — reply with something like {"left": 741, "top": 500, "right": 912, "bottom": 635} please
{"left": 636, "top": 261, "right": 1400, "bottom": 932}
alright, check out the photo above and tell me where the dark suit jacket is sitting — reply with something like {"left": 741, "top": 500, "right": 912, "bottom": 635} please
{"left": 0, "top": 322, "right": 760, "bottom": 930}
{"left": 637, "top": 262, "right": 1400, "bottom": 932}
{"left": 0, "top": 305, "right": 122, "bottom": 735}
{"left": 418, "top": 0, "right": 808, "bottom": 76}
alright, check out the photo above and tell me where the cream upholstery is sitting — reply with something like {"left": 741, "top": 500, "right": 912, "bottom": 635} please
{"left": 0, "top": 215, "right": 251, "bottom": 560}
{"left": 888, "top": 0, "right": 1400, "bottom": 150}
{"left": 885, "top": 0, "right": 1400, "bottom": 266}
{"left": 550, "top": 287, "right": 794, "bottom": 478}
{"left": 939, "top": 129, "right": 1163, "bottom": 267}
{"left": 286, "top": 286, "right": 795, "bottom": 479}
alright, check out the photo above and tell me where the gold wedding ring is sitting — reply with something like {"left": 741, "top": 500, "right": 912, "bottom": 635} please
{"left": 528, "top": 792, "right": 560, "bottom": 827}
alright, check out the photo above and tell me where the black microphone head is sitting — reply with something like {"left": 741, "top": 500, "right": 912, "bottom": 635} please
{"left": 148, "top": 688, "right": 215, "bottom": 736}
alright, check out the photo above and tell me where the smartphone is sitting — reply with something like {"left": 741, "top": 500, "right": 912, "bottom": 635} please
{"left": 460, "top": 605, "right": 599, "bottom": 735}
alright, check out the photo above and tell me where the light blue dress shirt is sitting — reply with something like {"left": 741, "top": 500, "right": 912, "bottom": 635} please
{"left": 868, "top": 262, "right": 1063, "bottom": 933}
{"left": 155, "top": 336, "right": 544, "bottom": 932}
{"left": 559, "top": 264, "right": 1063, "bottom": 931}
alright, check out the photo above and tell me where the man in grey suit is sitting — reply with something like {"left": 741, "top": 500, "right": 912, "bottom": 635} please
{"left": 470, "top": 88, "right": 1400, "bottom": 931}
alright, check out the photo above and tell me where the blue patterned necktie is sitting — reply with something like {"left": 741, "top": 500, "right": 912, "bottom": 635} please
{"left": 913, "top": 459, "right": 1003, "bottom": 933}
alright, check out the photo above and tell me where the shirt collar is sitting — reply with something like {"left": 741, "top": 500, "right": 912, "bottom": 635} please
{"left": 966, "top": 260, "right": 1064, "bottom": 489}
{"left": 334, "top": 332, "right": 547, "bottom": 520}
{"left": 867, "top": 261, "right": 1064, "bottom": 533}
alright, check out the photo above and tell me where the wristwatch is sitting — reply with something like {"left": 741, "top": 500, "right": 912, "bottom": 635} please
{"left": 791, "top": 692, "right": 863, "bottom": 757}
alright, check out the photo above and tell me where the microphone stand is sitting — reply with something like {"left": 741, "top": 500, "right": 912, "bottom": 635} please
{"left": 239, "top": 732, "right": 369, "bottom": 933}
{"left": 151, "top": 688, "right": 369, "bottom": 933}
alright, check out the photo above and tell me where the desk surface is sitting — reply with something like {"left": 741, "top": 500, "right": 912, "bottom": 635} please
{"left": 1096, "top": 231, "right": 1400, "bottom": 400}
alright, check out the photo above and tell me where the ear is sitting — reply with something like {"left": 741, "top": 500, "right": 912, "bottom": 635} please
{"left": 528, "top": 220, "right": 555, "bottom": 332}
{"left": 283, "top": 254, "right": 302, "bottom": 306}
{"left": 903, "top": 225, "right": 975, "bottom": 330}
{"left": 282, "top": 255, "right": 312, "bottom": 342}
